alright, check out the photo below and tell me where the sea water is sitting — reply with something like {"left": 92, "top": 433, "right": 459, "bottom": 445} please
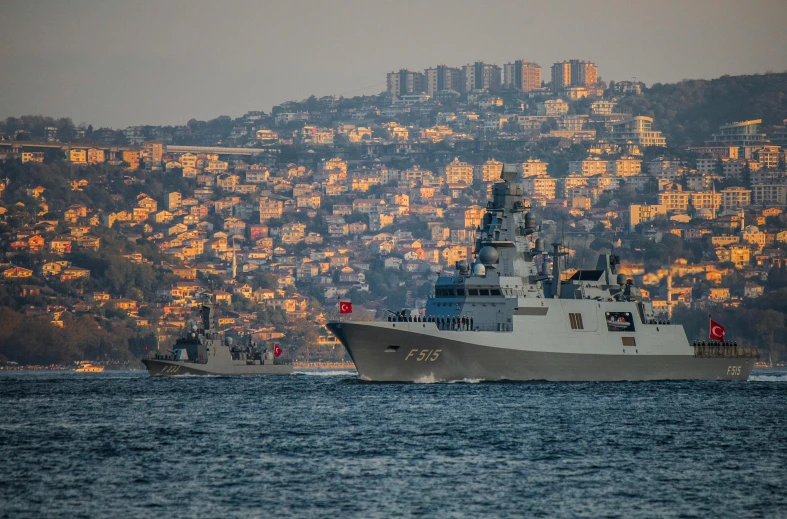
{"left": 1, "top": 369, "right": 786, "bottom": 518}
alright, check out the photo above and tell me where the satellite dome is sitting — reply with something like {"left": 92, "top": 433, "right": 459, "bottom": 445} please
{"left": 478, "top": 246, "right": 499, "bottom": 266}
{"left": 457, "top": 259, "right": 469, "bottom": 272}
{"left": 472, "top": 261, "right": 486, "bottom": 276}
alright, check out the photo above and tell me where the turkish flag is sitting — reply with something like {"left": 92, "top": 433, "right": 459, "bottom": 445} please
{"left": 273, "top": 344, "right": 283, "bottom": 357}
{"left": 339, "top": 301, "right": 353, "bottom": 314}
{"left": 709, "top": 319, "right": 726, "bottom": 340}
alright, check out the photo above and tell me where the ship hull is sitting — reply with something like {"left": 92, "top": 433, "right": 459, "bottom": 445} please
{"left": 327, "top": 322, "right": 755, "bottom": 382}
{"left": 142, "top": 358, "right": 293, "bottom": 377}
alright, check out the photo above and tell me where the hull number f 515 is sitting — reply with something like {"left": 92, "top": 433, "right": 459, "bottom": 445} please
{"left": 405, "top": 349, "right": 442, "bottom": 362}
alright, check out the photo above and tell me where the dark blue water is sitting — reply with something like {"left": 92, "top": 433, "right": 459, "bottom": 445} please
{"left": 2, "top": 370, "right": 786, "bottom": 519}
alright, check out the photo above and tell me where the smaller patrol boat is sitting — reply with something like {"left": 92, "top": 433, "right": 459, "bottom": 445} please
{"left": 74, "top": 362, "right": 104, "bottom": 373}
{"left": 142, "top": 294, "right": 292, "bottom": 377}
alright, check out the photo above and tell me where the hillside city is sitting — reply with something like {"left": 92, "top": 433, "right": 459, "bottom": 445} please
{"left": 2, "top": 58, "right": 787, "bottom": 367}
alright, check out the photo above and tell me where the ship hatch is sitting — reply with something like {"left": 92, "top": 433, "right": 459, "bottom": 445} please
{"left": 385, "top": 346, "right": 400, "bottom": 353}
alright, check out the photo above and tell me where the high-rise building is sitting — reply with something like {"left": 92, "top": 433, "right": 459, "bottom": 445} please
{"left": 550, "top": 62, "right": 571, "bottom": 92}
{"left": 386, "top": 69, "right": 426, "bottom": 98}
{"left": 463, "top": 62, "right": 501, "bottom": 92}
{"left": 570, "top": 59, "right": 597, "bottom": 86}
{"left": 425, "top": 65, "right": 463, "bottom": 96}
{"left": 551, "top": 59, "right": 598, "bottom": 91}
{"left": 503, "top": 61, "right": 542, "bottom": 92}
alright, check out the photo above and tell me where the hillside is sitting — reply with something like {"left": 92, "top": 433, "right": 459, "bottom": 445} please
{"left": 617, "top": 72, "right": 787, "bottom": 146}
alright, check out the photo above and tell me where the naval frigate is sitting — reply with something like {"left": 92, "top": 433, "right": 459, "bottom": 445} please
{"left": 142, "top": 295, "right": 292, "bottom": 376}
{"left": 327, "top": 166, "right": 758, "bottom": 382}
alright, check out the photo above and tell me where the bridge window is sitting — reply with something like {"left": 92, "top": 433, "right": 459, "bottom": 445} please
{"left": 456, "top": 288, "right": 465, "bottom": 296}
{"left": 490, "top": 289, "right": 502, "bottom": 296}
{"left": 468, "top": 289, "right": 479, "bottom": 296}
{"left": 480, "top": 289, "right": 491, "bottom": 296}
{"left": 569, "top": 313, "right": 584, "bottom": 330}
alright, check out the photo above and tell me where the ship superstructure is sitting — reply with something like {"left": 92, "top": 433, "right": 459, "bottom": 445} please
{"left": 327, "top": 166, "right": 758, "bottom": 382}
{"left": 142, "top": 295, "right": 292, "bottom": 376}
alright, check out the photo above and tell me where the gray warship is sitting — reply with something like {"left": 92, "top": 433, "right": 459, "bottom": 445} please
{"left": 327, "top": 166, "right": 758, "bottom": 382}
{"left": 142, "top": 295, "right": 292, "bottom": 376}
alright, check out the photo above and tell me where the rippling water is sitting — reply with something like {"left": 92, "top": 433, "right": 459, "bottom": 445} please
{"left": 2, "top": 369, "right": 786, "bottom": 518}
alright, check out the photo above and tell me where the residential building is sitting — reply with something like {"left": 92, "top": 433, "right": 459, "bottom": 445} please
{"left": 517, "top": 159, "right": 549, "bottom": 178}
{"left": 709, "top": 119, "right": 768, "bottom": 147}
{"left": 425, "top": 65, "right": 463, "bottom": 96}
{"left": 608, "top": 116, "right": 667, "bottom": 147}
{"left": 503, "top": 60, "right": 542, "bottom": 92}
{"left": 537, "top": 99, "right": 569, "bottom": 116}
{"left": 22, "top": 152, "right": 45, "bottom": 163}
{"left": 462, "top": 61, "right": 501, "bottom": 92}
{"left": 474, "top": 159, "right": 503, "bottom": 182}
{"left": 522, "top": 177, "right": 557, "bottom": 198}
{"left": 443, "top": 157, "right": 474, "bottom": 185}
{"left": 387, "top": 69, "right": 426, "bottom": 98}
{"left": 720, "top": 187, "right": 752, "bottom": 210}
{"left": 609, "top": 157, "right": 642, "bottom": 177}
{"left": 69, "top": 149, "right": 87, "bottom": 164}
{"left": 569, "top": 157, "right": 608, "bottom": 176}
{"left": 628, "top": 204, "right": 667, "bottom": 229}
{"left": 259, "top": 197, "right": 283, "bottom": 221}
{"left": 752, "top": 183, "right": 787, "bottom": 205}
{"left": 551, "top": 59, "right": 597, "bottom": 91}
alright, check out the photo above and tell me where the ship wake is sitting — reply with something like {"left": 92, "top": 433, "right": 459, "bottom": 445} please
{"left": 748, "top": 372, "right": 787, "bottom": 382}
{"left": 291, "top": 370, "right": 357, "bottom": 377}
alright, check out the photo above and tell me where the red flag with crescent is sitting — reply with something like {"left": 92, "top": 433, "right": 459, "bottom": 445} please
{"left": 709, "top": 319, "right": 725, "bottom": 340}
{"left": 273, "top": 344, "right": 283, "bottom": 357}
{"left": 339, "top": 301, "right": 353, "bottom": 314}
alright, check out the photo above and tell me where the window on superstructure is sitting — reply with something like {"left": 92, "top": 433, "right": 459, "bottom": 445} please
{"left": 468, "top": 289, "right": 479, "bottom": 296}
{"left": 569, "top": 313, "right": 584, "bottom": 330}
{"left": 480, "top": 289, "right": 491, "bottom": 296}
{"left": 491, "top": 289, "right": 502, "bottom": 296}
{"left": 456, "top": 288, "right": 465, "bottom": 296}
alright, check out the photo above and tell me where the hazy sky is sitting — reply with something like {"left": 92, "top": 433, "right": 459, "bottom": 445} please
{"left": 1, "top": 0, "right": 786, "bottom": 128}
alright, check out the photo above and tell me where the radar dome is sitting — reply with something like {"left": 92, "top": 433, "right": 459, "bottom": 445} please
{"left": 457, "top": 259, "right": 469, "bottom": 272}
{"left": 478, "top": 246, "right": 499, "bottom": 266}
{"left": 472, "top": 261, "right": 486, "bottom": 276}
{"left": 533, "top": 238, "right": 545, "bottom": 253}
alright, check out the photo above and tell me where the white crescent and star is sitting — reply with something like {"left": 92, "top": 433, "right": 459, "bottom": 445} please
{"left": 711, "top": 325, "right": 725, "bottom": 337}
{"left": 340, "top": 302, "right": 351, "bottom": 312}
